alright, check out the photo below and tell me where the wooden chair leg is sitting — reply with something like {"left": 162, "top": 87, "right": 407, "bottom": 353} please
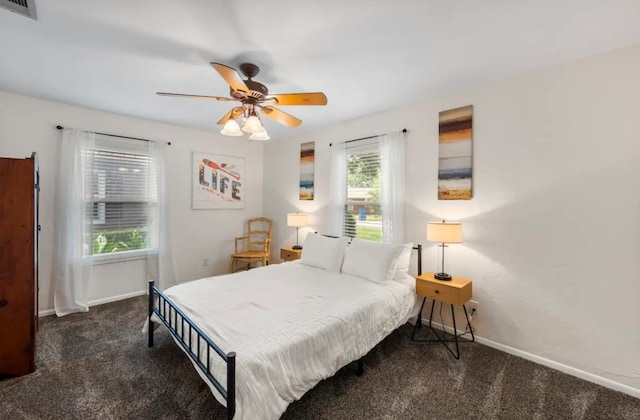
{"left": 229, "top": 257, "right": 236, "bottom": 273}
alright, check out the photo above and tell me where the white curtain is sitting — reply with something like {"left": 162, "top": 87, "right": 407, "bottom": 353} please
{"left": 380, "top": 131, "right": 406, "bottom": 244}
{"left": 53, "top": 128, "right": 95, "bottom": 316}
{"left": 328, "top": 141, "right": 347, "bottom": 236}
{"left": 147, "top": 141, "right": 177, "bottom": 290}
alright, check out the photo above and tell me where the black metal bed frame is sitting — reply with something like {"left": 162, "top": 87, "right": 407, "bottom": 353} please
{"left": 147, "top": 244, "right": 422, "bottom": 420}
{"left": 148, "top": 281, "right": 236, "bottom": 420}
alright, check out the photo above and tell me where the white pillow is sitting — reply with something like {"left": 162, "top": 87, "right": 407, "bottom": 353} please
{"left": 300, "top": 233, "right": 349, "bottom": 272}
{"left": 341, "top": 238, "right": 404, "bottom": 284}
{"left": 394, "top": 242, "right": 414, "bottom": 275}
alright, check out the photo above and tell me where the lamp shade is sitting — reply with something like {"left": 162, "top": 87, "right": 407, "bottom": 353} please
{"left": 427, "top": 221, "right": 463, "bottom": 243}
{"left": 287, "top": 213, "right": 308, "bottom": 228}
{"left": 242, "top": 115, "right": 263, "bottom": 133}
{"left": 220, "top": 119, "right": 243, "bottom": 136}
{"left": 249, "top": 130, "right": 270, "bottom": 141}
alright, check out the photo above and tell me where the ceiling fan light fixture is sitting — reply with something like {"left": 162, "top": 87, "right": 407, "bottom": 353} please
{"left": 242, "top": 115, "right": 263, "bottom": 133}
{"left": 249, "top": 130, "right": 271, "bottom": 141}
{"left": 158, "top": 62, "right": 327, "bottom": 139}
{"left": 221, "top": 119, "right": 243, "bottom": 136}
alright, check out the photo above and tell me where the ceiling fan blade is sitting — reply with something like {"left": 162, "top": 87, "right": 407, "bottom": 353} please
{"left": 217, "top": 107, "right": 245, "bottom": 125}
{"left": 260, "top": 106, "right": 302, "bottom": 127}
{"left": 156, "top": 92, "right": 234, "bottom": 101}
{"left": 267, "top": 92, "right": 328, "bottom": 106}
{"left": 211, "top": 62, "right": 251, "bottom": 96}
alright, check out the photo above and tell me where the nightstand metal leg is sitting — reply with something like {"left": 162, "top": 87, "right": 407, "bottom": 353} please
{"left": 450, "top": 304, "right": 460, "bottom": 359}
{"left": 425, "top": 304, "right": 461, "bottom": 360}
{"left": 412, "top": 300, "right": 474, "bottom": 360}
{"left": 462, "top": 304, "right": 475, "bottom": 342}
{"left": 412, "top": 297, "right": 427, "bottom": 339}
{"left": 428, "top": 299, "right": 436, "bottom": 329}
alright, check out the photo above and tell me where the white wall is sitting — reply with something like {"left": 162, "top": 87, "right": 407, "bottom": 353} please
{"left": 0, "top": 91, "right": 264, "bottom": 312}
{"left": 263, "top": 44, "right": 640, "bottom": 394}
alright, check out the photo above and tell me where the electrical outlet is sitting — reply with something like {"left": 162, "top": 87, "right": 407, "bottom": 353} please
{"left": 469, "top": 300, "right": 479, "bottom": 316}
{"left": 203, "top": 258, "right": 209, "bottom": 267}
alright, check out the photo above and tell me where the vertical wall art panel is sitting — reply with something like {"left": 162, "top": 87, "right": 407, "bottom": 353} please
{"left": 299, "top": 141, "right": 315, "bottom": 200}
{"left": 438, "top": 105, "right": 473, "bottom": 200}
{"left": 192, "top": 151, "right": 245, "bottom": 209}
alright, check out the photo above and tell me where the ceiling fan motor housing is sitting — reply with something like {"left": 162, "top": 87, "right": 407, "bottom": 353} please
{"left": 236, "top": 63, "right": 268, "bottom": 99}
{"left": 245, "top": 80, "right": 269, "bottom": 99}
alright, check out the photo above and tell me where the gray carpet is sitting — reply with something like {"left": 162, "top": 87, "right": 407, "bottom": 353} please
{"left": 1, "top": 296, "right": 638, "bottom": 420}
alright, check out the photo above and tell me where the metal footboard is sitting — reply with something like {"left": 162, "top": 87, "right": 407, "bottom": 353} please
{"left": 147, "top": 280, "right": 236, "bottom": 420}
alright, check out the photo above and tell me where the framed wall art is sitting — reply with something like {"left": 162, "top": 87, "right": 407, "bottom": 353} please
{"left": 192, "top": 151, "right": 245, "bottom": 209}
{"left": 438, "top": 105, "right": 473, "bottom": 200}
{"left": 299, "top": 141, "right": 315, "bottom": 200}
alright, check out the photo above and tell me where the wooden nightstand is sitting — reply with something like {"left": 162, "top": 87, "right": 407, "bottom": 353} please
{"left": 412, "top": 272, "right": 474, "bottom": 359}
{"left": 280, "top": 246, "right": 302, "bottom": 262}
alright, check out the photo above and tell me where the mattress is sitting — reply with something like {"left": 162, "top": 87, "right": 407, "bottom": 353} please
{"left": 158, "top": 261, "right": 416, "bottom": 419}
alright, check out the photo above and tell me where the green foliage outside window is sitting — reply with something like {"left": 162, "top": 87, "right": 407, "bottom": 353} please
{"left": 356, "top": 226, "right": 382, "bottom": 242}
{"left": 347, "top": 153, "right": 380, "bottom": 188}
{"left": 93, "top": 227, "right": 148, "bottom": 254}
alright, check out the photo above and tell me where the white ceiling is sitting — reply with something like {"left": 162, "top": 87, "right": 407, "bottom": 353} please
{"left": 2, "top": 0, "right": 640, "bottom": 140}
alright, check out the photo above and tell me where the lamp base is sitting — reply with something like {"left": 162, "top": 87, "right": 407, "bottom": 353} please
{"left": 434, "top": 272, "right": 452, "bottom": 281}
{"left": 292, "top": 245, "right": 303, "bottom": 250}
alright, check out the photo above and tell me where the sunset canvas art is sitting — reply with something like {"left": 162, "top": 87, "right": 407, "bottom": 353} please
{"left": 299, "top": 141, "right": 315, "bottom": 200}
{"left": 438, "top": 105, "right": 473, "bottom": 200}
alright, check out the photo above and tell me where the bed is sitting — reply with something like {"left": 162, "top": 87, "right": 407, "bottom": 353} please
{"left": 147, "top": 234, "right": 422, "bottom": 420}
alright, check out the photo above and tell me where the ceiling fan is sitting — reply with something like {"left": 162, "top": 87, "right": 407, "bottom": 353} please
{"left": 157, "top": 62, "right": 328, "bottom": 140}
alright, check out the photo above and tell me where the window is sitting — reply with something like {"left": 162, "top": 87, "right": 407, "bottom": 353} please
{"left": 331, "top": 131, "right": 405, "bottom": 244}
{"left": 83, "top": 137, "right": 156, "bottom": 261}
{"left": 344, "top": 145, "right": 382, "bottom": 241}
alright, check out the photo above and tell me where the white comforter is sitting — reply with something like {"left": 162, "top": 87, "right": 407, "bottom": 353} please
{"left": 159, "top": 261, "right": 416, "bottom": 420}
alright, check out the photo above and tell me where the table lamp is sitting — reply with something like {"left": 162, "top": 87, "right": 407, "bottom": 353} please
{"left": 287, "top": 213, "right": 308, "bottom": 250}
{"left": 426, "top": 220, "right": 463, "bottom": 281}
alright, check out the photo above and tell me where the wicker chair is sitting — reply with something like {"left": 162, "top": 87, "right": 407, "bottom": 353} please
{"left": 229, "top": 217, "right": 273, "bottom": 273}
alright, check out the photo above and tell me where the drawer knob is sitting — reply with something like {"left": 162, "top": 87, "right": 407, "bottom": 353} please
{"left": 434, "top": 290, "right": 439, "bottom": 294}
{"left": 0, "top": 299, "right": 7, "bottom": 307}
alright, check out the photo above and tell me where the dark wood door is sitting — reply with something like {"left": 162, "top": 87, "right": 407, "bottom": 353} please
{"left": 0, "top": 157, "right": 36, "bottom": 376}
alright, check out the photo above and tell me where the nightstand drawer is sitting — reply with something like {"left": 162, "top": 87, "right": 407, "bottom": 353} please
{"left": 280, "top": 247, "right": 302, "bottom": 261}
{"left": 280, "top": 249, "right": 296, "bottom": 260}
{"left": 416, "top": 281, "right": 460, "bottom": 303}
{"left": 415, "top": 273, "right": 472, "bottom": 306}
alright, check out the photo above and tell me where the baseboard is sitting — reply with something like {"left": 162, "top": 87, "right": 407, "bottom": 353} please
{"left": 38, "top": 290, "right": 146, "bottom": 318}
{"left": 38, "top": 308, "right": 56, "bottom": 317}
{"left": 421, "top": 316, "right": 640, "bottom": 400}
